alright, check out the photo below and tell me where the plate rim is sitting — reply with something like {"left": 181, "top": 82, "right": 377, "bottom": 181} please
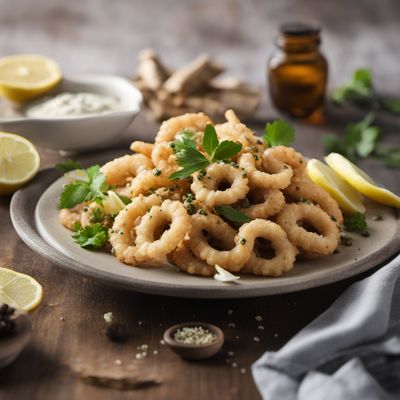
{"left": 10, "top": 168, "right": 400, "bottom": 299}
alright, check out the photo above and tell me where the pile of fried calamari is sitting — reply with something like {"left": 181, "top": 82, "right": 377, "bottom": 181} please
{"left": 132, "top": 49, "right": 260, "bottom": 121}
{"left": 59, "top": 110, "right": 343, "bottom": 277}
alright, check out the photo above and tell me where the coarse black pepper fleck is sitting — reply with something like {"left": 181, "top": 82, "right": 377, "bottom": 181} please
{"left": 152, "top": 168, "right": 162, "bottom": 176}
{"left": 340, "top": 235, "right": 353, "bottom": 247}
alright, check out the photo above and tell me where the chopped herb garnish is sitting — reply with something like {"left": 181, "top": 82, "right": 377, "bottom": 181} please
{"left": 90, "top": 207, "right": 104, "bottom": 223}
{"left": 340, "top": 235, "right": 353, "bottom": 247}
{"left": 72, "top": 223, "right": 109, "bottom": 249}
{"left": 240, "top": 238, "right": 247, "bottom": 245}
{"left": 198, "top": 208, "right": 207, "bottom": 215}
{"left": 152, "top": 168, "right": 162, "bottom": 176}
{"left": 343, "top": 212, "right": 367, "bottom": 234}
{"left": 263, "top": 120, "right": 295, "bottom": 147}
{"left": 372, "top": 215, "right": 383, "bottom": 221}
{"left": 214, "top": 205, "right": 251, "bottom": 224}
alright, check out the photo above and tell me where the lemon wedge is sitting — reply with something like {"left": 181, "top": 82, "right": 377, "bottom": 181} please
{"left": 0, "top": 54, "right": 61, "bottom": 103}
{"left": 0, "top": 132, "right": 40, "bottom": 195}
{"left": 307, "top": 159, "right": 366, "bottom": 214}
{"left": 325, "top": 153, "right": 400, "bottom": 208}
{"left": 0, "top": 267, "right": 43, "bottom": 311}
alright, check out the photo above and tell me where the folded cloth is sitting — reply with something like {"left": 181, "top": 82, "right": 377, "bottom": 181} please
{"left": 252, "top": 253, "right": 400, "bottom": 400}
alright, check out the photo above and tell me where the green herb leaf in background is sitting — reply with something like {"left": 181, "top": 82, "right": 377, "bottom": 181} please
{"left": 331, "top": 68, "right": 400, "bottom": 115}
{"left": 56, "top": 159, "right": 82, "bottom": 173}
{"left": 72, "top": 223, "right": 109, "bottom": 249}
{"left": 263, "top": 120, "right": 295, "bottom": 147}
{"left": 322, "top": 113, "right": 400, "bottom": 168}
{"left": 214, "top": 205, "right": 251, "bottom": 223}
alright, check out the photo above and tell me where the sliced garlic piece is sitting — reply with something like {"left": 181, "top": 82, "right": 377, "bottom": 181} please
{"left": 102, "top": 191, "right": 126, "bottom": 215}
{"left": 214, "top": 265, "right": 240, "bottom": 283}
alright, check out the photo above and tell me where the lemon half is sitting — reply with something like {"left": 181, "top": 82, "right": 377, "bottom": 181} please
{"left": 0, "top": 54, "right": 61, "bottom": 103}
{"left": 325, "top": 153, "right": 400, "bottom": 208}
{"left": 307, "top": 158, "right": 366, "bottom": 214}
{"left": 0, "top": 267, "right": 43, "bottom": 311}
{"left": 0, "top": 132, "right": 40, "bottom": 195}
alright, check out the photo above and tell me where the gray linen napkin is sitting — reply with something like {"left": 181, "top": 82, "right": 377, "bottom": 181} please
{"left": 252, "top": 253, "right": 400, "bottom": 400}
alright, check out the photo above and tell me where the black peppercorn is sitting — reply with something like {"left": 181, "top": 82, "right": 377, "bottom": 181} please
{"left": 106, "top": 322, "right": 128, "bottom": 342}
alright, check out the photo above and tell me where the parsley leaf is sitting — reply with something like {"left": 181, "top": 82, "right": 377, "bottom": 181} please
{"left": 203, "top": 124, "right": 219, "bottom": 156}
{"left": 331, "top": 68, "right": 400, "bottom": 115}
{"left": 72, "top": 223, "right": 109, "bottom": 249}
{"left": 212, "top": 140, "right": 242, "bottom": 161}
{"left": 56, "top": 159, "right": 82, "bottom": 173}
{"left": 331, "top": 68, "right": 374, "bottom": 106}
{"left": 322, "top": 113, "right": 380, "bottom": 161}
{"left": 58, "top": 165, "right": 110, "bottom": 209}
{"left": 263, "top": 120, "right": 295, "bottom": 147}
{"left": 214, "top": 205, "right": 251, "bottom": 223}
{"left": 169, "top": 124, "right": 242, "bottom": 180}
{"left": 117, "top": 194, "right": 132, "bottom": 205}
{"left": 343, "top": 212, "right": 367, "bottom": 233}
{"left": 58, "top": 182, "right": 91, "bottom": 209}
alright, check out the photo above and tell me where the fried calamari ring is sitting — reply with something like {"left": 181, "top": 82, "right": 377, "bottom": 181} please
{"left": 128, "top": 169, "right": 173, "bottom": 197}
{"left": 109, "top": 195, "right": 161, "bottom": 264}
{"left": 188, "top": 213, "right": 251, "bottom": 271}
{"left": 100, "top": 154, "right": 153, "bottom": 186}
{"left": 59, "top": 203, "right": 86, "bottom": 230}
{"left": 191, "top": 163, "right": 249, "bottom": 207}
{"left": 168, "top": 241, "right": 216, "bottom": 276}
{"left": 241, "top": 219, "right": 298, "bottom": 276}
{"left": 285, "top": 177, "right": 344, "bottom": 224}
{"left": 277, "top": 203, "right": 340, "bottom": 255}
{"left": 151, "top": 142, "right": 177, "bottom": 170}
{"left": 130, "top": 141, "right": 154, "bottom": 157}
{"left": 239, "top": 188, "right": 285, "bottom": 219}
{"left": 239, "top": 153, "right": 293, "bottom": 190}
{"left": 155, "top": 112, "right": 212, "bottom": 143}
{"left": 263, "top": 146, "right": 306, "bottom": 177}
{"left": 134, "top": 200, "right": 190, "bottom": 262}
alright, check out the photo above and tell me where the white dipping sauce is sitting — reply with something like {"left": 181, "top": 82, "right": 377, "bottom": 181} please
{"left": 25, "top": 92, "right": 122, "bottom": 118}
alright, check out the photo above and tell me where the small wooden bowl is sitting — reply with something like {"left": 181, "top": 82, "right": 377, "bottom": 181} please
{"left": 163, "top": 322, "right": 224, "bottom": 360}
{"left": 0, "top": 313, "right": 32, "bottom": 368}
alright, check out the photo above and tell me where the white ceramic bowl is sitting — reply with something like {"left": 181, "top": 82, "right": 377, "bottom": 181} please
{"left": 0, "top": 74, "right": 142, "bottom": 152}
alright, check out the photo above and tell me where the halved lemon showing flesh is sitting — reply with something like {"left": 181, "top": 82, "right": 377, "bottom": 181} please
{"left": 307, "top": 158, "right": 366, "bottom": 214}
{"left": 0, "top": 267, "right": 43, "bottom": 311}
{"left": 0, "top": 132, "right": 40, "bottom": 195}
{"left": 0, "top": 54, "right": 62, "bottom": 103}
{"left": 325, "top": 153, "right": 400, "bottom": 208}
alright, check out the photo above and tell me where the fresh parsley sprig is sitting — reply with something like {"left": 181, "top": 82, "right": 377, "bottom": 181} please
{"left": 214, "top": 205, "right": 251, "bottom": 224}
{"left": 331, "top": 68, "right": 400, "bottom": 115}
{"left": 72, "top": 223, "right": 109, "bottom": 249}
{"left": 263, "top": 120, "right": 295, "bottom": 147}
{"left": 322, "top": 113, "right": 400, "bottom": 168}
{"left": 169, "top": 124, "right": 242, "bottom": 180}
{"left": 58, "top": 165, "right": 110, "bottom": 209}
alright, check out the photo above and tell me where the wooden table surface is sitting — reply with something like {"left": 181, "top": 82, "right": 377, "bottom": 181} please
{"left": 1, "top": 1, "right": 400, "bottom": 399}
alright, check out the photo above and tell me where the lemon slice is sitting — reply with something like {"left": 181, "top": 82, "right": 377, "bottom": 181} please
{"left": 325, "top": 153, "right": 400, "bottom": 208}
{"left": 307, "top": 159, "right": 366, "bottom": 214}
{"left": 0, "top": 54, "right": 62, "bottom": 103}
{"left": 0, "top": 132, "right": 40, "bottom": 195}
{"left": 0, "top": 267, "right": 43, "bottom": 311}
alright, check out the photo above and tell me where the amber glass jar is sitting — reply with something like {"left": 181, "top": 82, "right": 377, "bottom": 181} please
{"left": 268, "top": 22, "right": 328, "bottom": 119}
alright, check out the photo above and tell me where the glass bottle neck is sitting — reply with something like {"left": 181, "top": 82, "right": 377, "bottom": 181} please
{"left": 276, "top": 33, "right": 321, "bottom": 53}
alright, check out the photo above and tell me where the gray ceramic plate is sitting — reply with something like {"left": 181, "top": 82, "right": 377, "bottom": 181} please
{"left": 11, "top": 169, "right": 400, "bottom": 299}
